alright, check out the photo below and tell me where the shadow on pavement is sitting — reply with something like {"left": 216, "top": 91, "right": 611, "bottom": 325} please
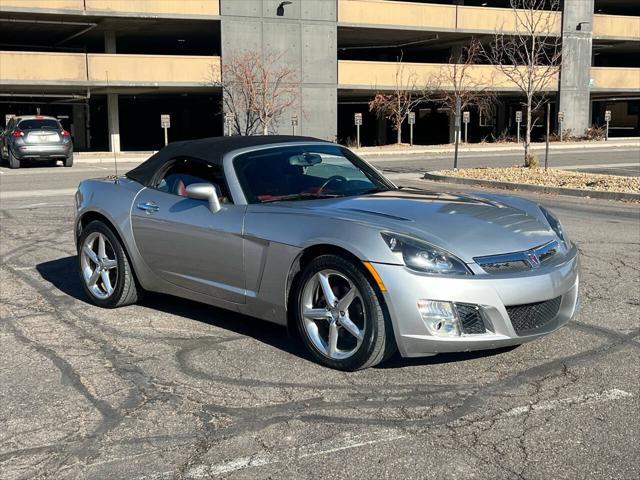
{"left": 36, "top": 255, "right": 309, "bottom": 361}
{"left": 36, "top": 255, "right": 516, "bottom": 369}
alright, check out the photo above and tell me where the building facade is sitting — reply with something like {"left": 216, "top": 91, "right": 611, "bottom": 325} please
{"left": 0, "top": 0, "right": 638, "bottom": 150}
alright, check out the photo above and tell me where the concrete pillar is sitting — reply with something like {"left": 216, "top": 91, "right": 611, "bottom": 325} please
{"left": 71, "top": 104, "right": 86, "bottom": 150}
{"left": 107, "top": 94, "right": 120, "bottom": 152}
{"left": 558, "top": 0, "right": 594, "bottom": 136}
{"left": 104, "top": 31, "right": 120, "bottom": 152}
{"left": 376, "top": 114, "right": 387, "bottom": 146}
{"left": 104, "top": 31, "right": 116, "bottom": 53}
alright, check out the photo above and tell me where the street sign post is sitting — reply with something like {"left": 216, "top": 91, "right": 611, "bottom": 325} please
{"left": 604, "top": 110, "right": 611, "bottom": 141}
{"left": 558, "top": 111, "right": 565, "bottom": 142}
{"left": 408, "top": 111, "right": 415, "bottom": 146}
{"left": 463, "top": 111, "right": 470, "bottom": 144}
{"left": 515, "top": 110, "right": 522, "bottom": 144}
{"left": 224, "top": 113, "right": 234, "bottom": 136}
{"left": 291, "top": 114, "right": 298, "bottom": 136}
{"left": 354, "top": 113, "right": 363, "bottom": 148}
{"left": 160, "top": 114, "right": 171, "bottom": 146}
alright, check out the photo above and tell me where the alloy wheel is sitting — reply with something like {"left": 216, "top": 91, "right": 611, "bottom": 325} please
{"left": 80, "top": 232, "right": 118, "bottom": 300}
{"left": 300, "top": 269, "right": 366, "bottom": 360}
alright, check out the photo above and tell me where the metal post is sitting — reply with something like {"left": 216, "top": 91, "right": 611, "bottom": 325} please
{"left": 163, "top": 127, "right": 168, "bottom": 146}
{"left": 408, "top": 111, "right": 415, "bottom": 146}
{"left": 453, "top": 96, "right": 461, "bottom": 169}
{"left": 605, "top": 110, "right": 611, "bottom": 141}
{"left": 544, "top": 103, "right": 550, "bottom": 170}
{"left": 606, "top": 120, "right": 609, "bottom": 141}
{"left": 354, "top": 113, "right": 362, "bottom": 149}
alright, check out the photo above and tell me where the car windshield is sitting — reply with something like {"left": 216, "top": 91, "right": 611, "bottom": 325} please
{"left": 233, "top": 144, "right": 394, "bottom": 204}
{"left": 18, "top": 119, "right": 60, "bottom": 130}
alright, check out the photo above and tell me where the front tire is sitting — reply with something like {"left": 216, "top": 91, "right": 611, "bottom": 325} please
{"left": 293, "top": 254, "right": 395, "bottom": 370}
{"left": 78, "top": 220, "right": 138, "bottom": 308}
{"left": 8, "top": 149, "right": 20, "bottom": 169}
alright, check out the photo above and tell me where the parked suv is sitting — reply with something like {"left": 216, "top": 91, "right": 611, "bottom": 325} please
{"left": 1, "top": 115, "right": 73, "bottom": 169}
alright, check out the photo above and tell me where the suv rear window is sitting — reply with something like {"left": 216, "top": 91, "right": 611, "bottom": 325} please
{"left": 18, "top": 119, "right": 60, "bottom": 130}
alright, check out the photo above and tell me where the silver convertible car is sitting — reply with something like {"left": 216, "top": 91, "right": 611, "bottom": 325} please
{"left": 75, "top": 136, "right": 580, "bottom": 370}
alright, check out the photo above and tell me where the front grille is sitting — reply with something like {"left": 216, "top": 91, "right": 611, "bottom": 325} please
{"left": 474, "top": 241, "right": 560, "bottom": 275}
{"left": 455, "top": 303, "right": 487, "bottom": 334}
{"left": 507, "top": 296, "right": 562, "bottom": 335}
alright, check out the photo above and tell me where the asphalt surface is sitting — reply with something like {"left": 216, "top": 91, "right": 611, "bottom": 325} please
{"left": 1, "top": 156, "right": 639, "bottom": 480}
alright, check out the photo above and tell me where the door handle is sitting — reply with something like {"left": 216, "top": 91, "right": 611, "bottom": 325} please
{"left": 137, "top": 201, "right": 159, "bottom": 213}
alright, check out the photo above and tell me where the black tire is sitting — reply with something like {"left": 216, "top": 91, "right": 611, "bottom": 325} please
{"left": 64, "top": 154, "right": 73, "bottom": 167}
{"left": 8, "top": 149, "right": 20, "bottom": 169}
{"left": 78, "top": 220, "right": 139, "bottom": 308}
{"left": 293, "top": 254, "right": 396, "bottom": 371}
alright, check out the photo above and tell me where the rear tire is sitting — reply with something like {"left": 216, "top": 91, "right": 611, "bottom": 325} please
{"left": 293, "top": 254, "right": 396, "bottom": 370}
{"left": 64, "top": 154, "right": 73, "bottom": 167}
{"left": 78, "top": 220, "right": 139, "bottom": 308}
{"left": 8, "top": 149, "right": 20, "bottom": 169}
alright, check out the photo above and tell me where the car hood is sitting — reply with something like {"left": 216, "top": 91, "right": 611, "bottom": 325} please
{"left": 274, "top": 189, "right": 556, "bottom": 262}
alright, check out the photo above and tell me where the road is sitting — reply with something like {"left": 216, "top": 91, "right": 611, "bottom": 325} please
{"left": 0, "top": 157, "right": 639, "bottom": 479}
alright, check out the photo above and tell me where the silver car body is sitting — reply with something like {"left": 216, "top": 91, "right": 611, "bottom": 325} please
{"left": 75, "top": 141, "right": 580, "bottom": 357}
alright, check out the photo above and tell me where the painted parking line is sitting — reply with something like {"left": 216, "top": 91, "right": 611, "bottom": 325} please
{"left": 0, "top": 188, "right": 77, "bottom": 199}
{"left": 189, "top": 388, "right": 632, "bottom": 477}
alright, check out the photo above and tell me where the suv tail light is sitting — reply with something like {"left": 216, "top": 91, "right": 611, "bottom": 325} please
{"left": 11, "top": 129, "right": 24, "bottom": 138}
{"left": 61, "top": 130, "right": 71, "bottom": 137}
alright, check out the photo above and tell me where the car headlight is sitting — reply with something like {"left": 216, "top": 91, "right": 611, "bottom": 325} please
{"left": 539, "top": 206, "right": 571, "bottom": 249}
{"left": 381, "top": 232, "right": 471, "bottom": 275}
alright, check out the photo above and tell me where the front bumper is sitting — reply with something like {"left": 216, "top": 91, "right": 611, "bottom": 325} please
{"left": 13, "top": 144, "right": 71, "bottom": 159}
{"left": 374, "top": 246, "right": 580, "bottom": 358}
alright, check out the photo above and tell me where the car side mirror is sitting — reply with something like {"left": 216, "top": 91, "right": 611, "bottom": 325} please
{"left": 185, "top": 182, "right": 221, "bottom": 213}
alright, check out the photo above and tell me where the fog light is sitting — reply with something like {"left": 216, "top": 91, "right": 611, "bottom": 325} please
{"left": 417, "top": 300, "right": 461, "bottom": 337}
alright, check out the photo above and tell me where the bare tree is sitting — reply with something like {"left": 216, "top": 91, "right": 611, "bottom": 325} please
{"left": 368, "top": 57, "right": 438, "bottom": 145}
{"left": 437, "top": 38, "right": 495, "bottom": 126}
{"left": 484, "top": 0, "right": 561, "bottom": 165}
{"left": 211, "top": 50, "right": 299, "bottom": 136}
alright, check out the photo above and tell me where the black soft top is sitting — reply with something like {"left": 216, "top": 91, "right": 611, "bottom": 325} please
{"left": 126, "top": 135, "right": 328, "bottom": 186}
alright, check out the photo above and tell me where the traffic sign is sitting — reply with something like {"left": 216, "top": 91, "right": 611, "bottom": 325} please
{"left": 354, "top": 113, "right": 363, "bottom": 126}
{"left": 463, "top": 111, "right": 470, "bottom": 124}
{"left": 604, "top": 110, "right": 611, "bottom": 122}
{"left": 408, "top": 112, "right": 416, "bottom": 125}
{"left": 291, "top": 114, "right": 299, "bottom": 127}
{"left": 160, "top": 114, "right": 171, "bottom": 129}
{"left": 558, "top": 111, "right": 564, "bottom": 122}
{"left": 515, "top": 111, "right": 522, "bottom": 122}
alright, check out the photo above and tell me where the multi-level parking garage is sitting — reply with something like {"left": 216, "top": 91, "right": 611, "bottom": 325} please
{"left": 0, "top": 0, "right": 638, "bottom": 149}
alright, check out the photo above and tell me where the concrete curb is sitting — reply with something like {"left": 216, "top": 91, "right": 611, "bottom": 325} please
{"left": 423, "top": 172, "right": 640, "bottom": 202}
{"left": 355, "top": 140, "right": 640, "bottom": 157}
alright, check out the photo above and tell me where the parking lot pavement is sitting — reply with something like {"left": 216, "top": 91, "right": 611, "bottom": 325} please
{"left": 1, "top": 165, "right": 639, "bottom": 479}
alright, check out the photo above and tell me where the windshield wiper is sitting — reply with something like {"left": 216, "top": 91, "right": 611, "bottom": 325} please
{"left": 260, "top": 193, "right": 341, "bottom": 203}
{"left": 357, "top": 187, "right": 386, "bottom": 195}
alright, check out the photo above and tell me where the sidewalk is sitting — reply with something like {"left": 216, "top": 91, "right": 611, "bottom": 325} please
{"left": 72, "top": 138, "right": 639, "bottom": 164}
